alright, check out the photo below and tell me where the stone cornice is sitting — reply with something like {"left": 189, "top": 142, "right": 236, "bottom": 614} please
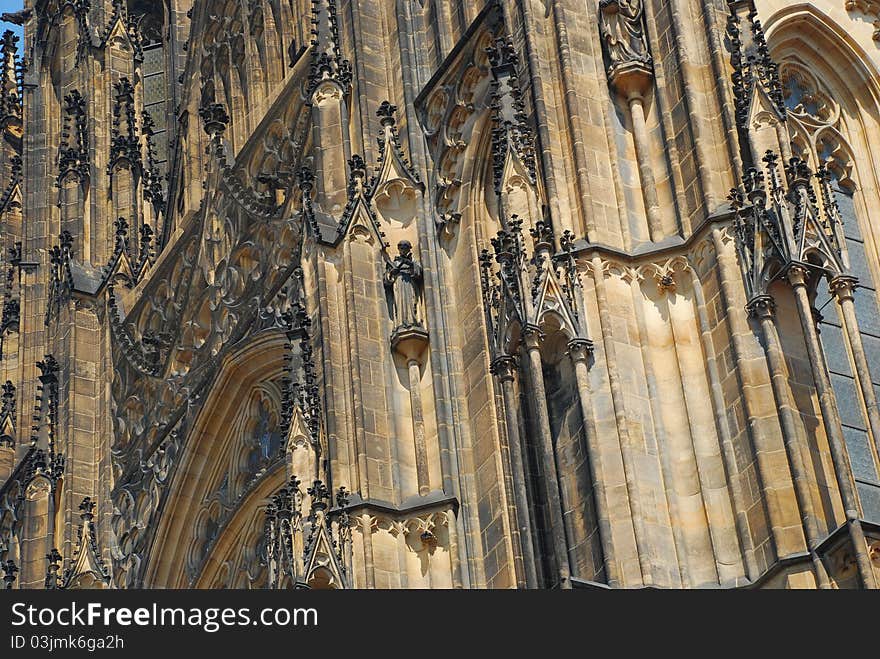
{"left": 567, "top": 206, "right": 736, "bottom": 265}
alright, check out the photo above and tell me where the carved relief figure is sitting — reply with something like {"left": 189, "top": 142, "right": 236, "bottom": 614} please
{"left": 598, "top": 0, "right": 652, "bottom": 69}
{"left": 384, "top": 240, "right": 424, "bottom": 330}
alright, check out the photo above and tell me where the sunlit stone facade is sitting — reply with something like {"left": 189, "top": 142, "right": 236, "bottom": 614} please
{"left": 1, "top": 0, "right": 879, "bottom": 590}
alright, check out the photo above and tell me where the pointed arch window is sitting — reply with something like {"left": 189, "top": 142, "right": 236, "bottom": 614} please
{"left": 784, "top": 57, "right": 880, "bottom": 521}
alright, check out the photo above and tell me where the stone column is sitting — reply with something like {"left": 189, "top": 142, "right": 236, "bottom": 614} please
{"left": 627, "top": 91, "right": 663, "bottom": 241}
{"left": 830, "top": 275, "right": 880, "bottom": 457}
{"left": 392, "top": 328, "right": 431, "bottom": 497}
{"left": 789, "top": 268, "right": 877, "bottom": 589}
{"left": 747, "top": 294, "right": 831, "bottom": 589}
{"left": 522, "top": 326, "right": 571, "bottom": 589}
{"left": 689, "top": 268, "right": 757, "bottom": 580}
{"left": 491, "top": 355, "right": 539, "bottom": 589}
{"left": 591, "top": 256, "right": 653, "bottom": 585}
{"left": 359, "top": 514, "right": 375, "bottom": 589}
{"left": 406, "top": 358, "right": 430, "bottom": 497}
{"left": 568, "top": 338, "right": 619, "bottom": 587}
{"left": 600, "top": 1, "right": 661, "bottom": 241}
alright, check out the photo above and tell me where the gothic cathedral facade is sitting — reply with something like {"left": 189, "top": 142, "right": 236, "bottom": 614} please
{"left": 1, "top": 0, "right": 880, "bottom": 590}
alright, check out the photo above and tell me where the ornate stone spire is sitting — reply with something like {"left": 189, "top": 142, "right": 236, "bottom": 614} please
{"left": 108, "top": 77, "right": 141, "bottom": 175}
{"left": 265, "top": 477, "right": 351, "bottom": 589}
{"left": 730, "top": 153, "right": 849, "bottom": 299}
{"left": 306, "top": 0, "right": 352, "bottom": 99}
{"left": 374, "top": 101, "right": 423, "bottom": 191}
{"left": 32, "top": 355, "right": 60, "bottom": 455}
{"left": 480, "top": 217, "right": 587, "bottom": 361}
{"left": 0, "top": 381, "right": 16, "bottom": 448}
{"left": 57, "top": 91, "right": 89, "bottom": 184}
{"left": 1, "top": 558, "right": 17, "bottom": 589}
{"left": 727, "top": 0, "right": 788, "bottom": 166}
{"left": 60, "top": 497, "right": 111, "bottom": 589}
{"left": 0, "top": 31, "right": 21, "bottom": 130}
{"left": 487, "top": 37, "right": 536, "bottom": 199}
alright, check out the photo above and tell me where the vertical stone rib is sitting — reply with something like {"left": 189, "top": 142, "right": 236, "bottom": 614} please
{"left": 832, "top": 276, "right": 880, "bottom": 459}
{"left": 547, "top": 0, "right": 597, "bottom": 240}
{"left": 711, "top": 229, "right": 787, "bottom": 559}
{"left": 689, "top": 268, "right": 758, "bottom": 581}
{"left": 342, "top": 241, "right": 370, "bottom": 499}
{"left": 664, "top": 0, "right": 715, "bottom": 211}
{"left": 789, "top": 272, "right": 877, "bottom": 589}
{"left": 750, "top": 295, "right": 831, "bottom": 588}
{"left": 628, "top": 96, "right": 663, "bottom": 242}
{"left": 493, "top": 357, "right": 538, "bottom": 588}
{"left": 446, "top": 509, "right": 464, "bottom": 588}
{"left": 360, "top": 513, "right": 375, "bottom": 588}
{"left": 523, "top": 328, "right": 571, "bottom": 589}
{"left": 399, "top": 0, "right": 482, "bottom": 589}
{"left": 569, "top": 341, "right": 620, "bottom": 587}
{"left": 505, "top": 0, "right": 573, "bottom": 240}
{"left": 628, "top": 273, "right": 688, "bottom": 587}
{"left": 590, "top": 256, "right": 652, "bottom": 585}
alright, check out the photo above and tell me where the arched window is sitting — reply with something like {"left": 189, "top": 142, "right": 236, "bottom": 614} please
{"left": 130, "top": 1, "right": 169, "bottom": 200}
{"left": 777, "top": 59, "right": 880, "bottom": 522}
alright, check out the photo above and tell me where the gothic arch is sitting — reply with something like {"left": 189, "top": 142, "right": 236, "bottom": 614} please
{"left": 767, "top": 4, "right": 880, "bottom": 320}
{"left": 765, "top": 5, "right": 880, "bottom": 186}
{"left": 143, "top": 333, "right": 299, "bottom": 588}
{"left": 194, "top": 466, "right": 284, "bottom": 589}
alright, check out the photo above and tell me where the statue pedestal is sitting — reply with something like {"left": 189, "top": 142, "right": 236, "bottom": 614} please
{"left": 609, "top": 61, "right": 654, "bottom": 101}
{"left": 390, "top": 325, "right": 430, "bottom": 364}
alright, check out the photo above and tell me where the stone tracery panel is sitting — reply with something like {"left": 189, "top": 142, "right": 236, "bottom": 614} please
{"left": 107, "top": 61, "right": 315, "bottom": 587}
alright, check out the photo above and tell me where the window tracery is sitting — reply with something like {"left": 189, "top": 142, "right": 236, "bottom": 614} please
{"left": 777, "top": 61, "right": 880, "bottom": 522}
{"left": 780, "top": 62, "right": 854, "bottom": 189}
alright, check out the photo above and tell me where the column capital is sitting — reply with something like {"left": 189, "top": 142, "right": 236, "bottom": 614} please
{"left": 490, "top": 355, "right": 518, "bottom": 382}
{"left": 522, "top": 325, "right": 545, "bottom": 350}
{"left": 567, "top": 338, "right": 594, "bottom": 364}
{"left": 829, "top": 274, "right": 859, "bottom": 303}
{"left": 786, "top": 263, "right": 811, "bottom": 288}
{"left": 746, "top": 294, "right": 776, "bottom": 320}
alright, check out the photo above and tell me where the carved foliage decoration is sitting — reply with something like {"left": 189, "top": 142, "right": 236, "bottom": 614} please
{"left": 845, "top": 1, "right": 880, "bottom": 41}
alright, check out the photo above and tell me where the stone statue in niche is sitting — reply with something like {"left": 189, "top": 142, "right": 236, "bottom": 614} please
{"left": 384, "top": 240, "right": 424, "bottom": 331}
{"left": 598, "top": 0, "right": 652, "bottom": 70}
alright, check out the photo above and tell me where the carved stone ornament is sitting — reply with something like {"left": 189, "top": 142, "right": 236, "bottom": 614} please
{"left": 385, "top": 240, "right": 424, "bottom": 330}
{"left": 845, "top": 1, "right": 880, "bottom": 41}
{"left": 599, "top": 0, "right": 653, "bottom": 93}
